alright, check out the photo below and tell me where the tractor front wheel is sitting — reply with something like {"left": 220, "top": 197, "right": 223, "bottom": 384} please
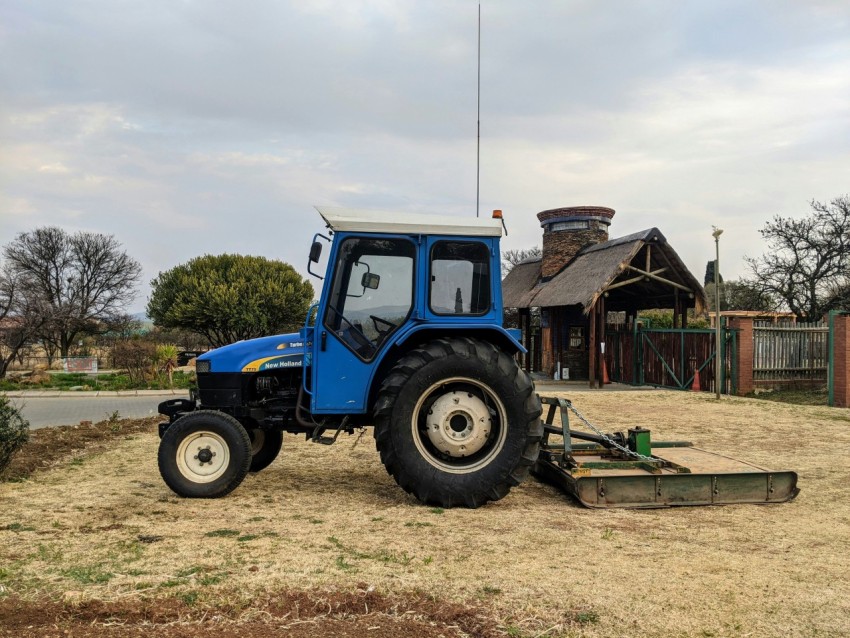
{"left": 158, "top": 410, "right": 252, "bottom": 498}
{"left": 247, "top": 428, "right": 283, "bottom": 473}
{"left": 373, "top": 338, "right": 542, "bottom": 508}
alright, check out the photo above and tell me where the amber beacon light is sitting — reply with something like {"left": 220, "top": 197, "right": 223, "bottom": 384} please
{"left": 492, "top": 209, "right": 508, "bottom": 234}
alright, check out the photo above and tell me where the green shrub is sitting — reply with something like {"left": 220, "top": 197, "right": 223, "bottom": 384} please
{"left": 0, "top": 397, "right": 29, "bottom": 474}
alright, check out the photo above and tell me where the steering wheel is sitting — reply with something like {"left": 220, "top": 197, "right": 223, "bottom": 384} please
{"left": 328, "top": 305, "right": 375, "bottom": 356}
{"left": 370, "top": 315, "right": 397, "bottom": 336}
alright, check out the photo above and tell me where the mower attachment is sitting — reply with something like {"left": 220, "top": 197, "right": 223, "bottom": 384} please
{"left": 532, "top": 397, "right": 800, "bottom": 509}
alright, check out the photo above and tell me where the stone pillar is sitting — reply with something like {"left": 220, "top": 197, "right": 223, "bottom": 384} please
{"left": 537, "top": 206, "right": 615, "bottom": 279}
{"left": 728, "top": 317, "right": 754, "bottom": 396}
{"left": 833, "top": 315, "right": 850, "bottom": 408}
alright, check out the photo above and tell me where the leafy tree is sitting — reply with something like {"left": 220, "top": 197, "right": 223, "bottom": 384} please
{"left": 725, "top": 280, "right": 777, "bottom": 311}
{"left": 147, "top": 254, "right": 314, "bottom": 347}
{"left": 501, "top": 247, "right": 541, "bottom": 276}
{"left": 704, "top": 280, "right": 777, "bottom": 312}
{"left": 2, "top": 227, "right": 142, "bottom": 358}
{"left": 149, "top": 326, "right": 209, "bottom": 351}
{"left": 746, "top": 197, "right": 850, "bottom": 319}
{"left": 637, "top": 309, "right": 709, "bottom": 329}
{"left": 826, "top": 284, "right": 850, "bottom": 312}
{"left": 703, "top": 260, "right": 723, "bottom": 286}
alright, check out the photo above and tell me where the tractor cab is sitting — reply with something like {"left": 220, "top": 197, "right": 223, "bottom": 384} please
{"left": 303, "top": 207, "right": 522, "bottom": 415}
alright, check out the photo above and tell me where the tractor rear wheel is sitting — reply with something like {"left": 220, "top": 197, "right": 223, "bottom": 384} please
{"left": 373, "top": 337, "right": 542, "bottom": 508}
{"left": 247, "top": 428, "right": 283, "bottom": 473}
{"left": 158, "top": 410, "right": 252, "bottom": 498}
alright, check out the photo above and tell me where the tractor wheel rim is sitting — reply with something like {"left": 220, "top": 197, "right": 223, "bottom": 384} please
{"left": 175, "top": 431, "right": 230, "bottom": 484}
{"left": 412, "top": 377, "right": 507, "bottom": 474}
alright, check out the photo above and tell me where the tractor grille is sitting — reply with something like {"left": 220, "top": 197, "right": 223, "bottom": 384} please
{"left": 196, "top": 360, "right": 211, "bottom": 374}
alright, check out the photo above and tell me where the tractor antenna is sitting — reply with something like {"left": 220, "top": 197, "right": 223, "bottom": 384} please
{"left": 476, "top": 2, "right": 481, "bottom": 218}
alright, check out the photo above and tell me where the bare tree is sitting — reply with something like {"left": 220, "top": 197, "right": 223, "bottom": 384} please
{"left": 0, "top": 266, "right": 57, "bottom": 377}
{"left": 2, "top": 227, "right": 142, "bottom": 358}
{"left": 746, "top": 196, "right": 850, "bottom": 320}
{"left": 501, "top": 246, "right": 541, "bottom": 276}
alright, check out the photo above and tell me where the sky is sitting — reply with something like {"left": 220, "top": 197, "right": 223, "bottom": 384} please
{"left": 2, "top": 1, "right": 849, "bottom": 313}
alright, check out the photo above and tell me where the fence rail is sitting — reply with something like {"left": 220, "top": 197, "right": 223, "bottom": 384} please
{"left": 753, "top": 322, "right": 828, "bottom": 388}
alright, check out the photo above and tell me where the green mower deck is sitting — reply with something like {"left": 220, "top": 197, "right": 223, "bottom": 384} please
{"left": 532, "top": 397, "right": 800, "bottom": 509}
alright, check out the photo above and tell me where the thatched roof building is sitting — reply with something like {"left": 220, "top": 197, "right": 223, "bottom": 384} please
{"left": 504, "top": 228, "right": 706, "bottom": 314}
{"left": 501, "top": 207, "right": 707, "bottom": 386}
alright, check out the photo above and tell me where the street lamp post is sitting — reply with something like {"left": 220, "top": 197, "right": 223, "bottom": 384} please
{"left": 712, "top": 226, "right": 724, "bottom": 400}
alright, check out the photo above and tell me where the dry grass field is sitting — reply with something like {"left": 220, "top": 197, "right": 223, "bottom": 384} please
{"left": 1, "top": 390, "right": 849, "bottom": 637}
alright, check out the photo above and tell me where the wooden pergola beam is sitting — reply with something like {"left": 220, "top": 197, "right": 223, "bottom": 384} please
{"left": 625, "top": 265, "right": 692, "bottom": 292}
{"left": 655, "top": 244, "right": 692, "bottom": 292}
{"left": 604, "top": 268, "right": 667, "bottom": 292}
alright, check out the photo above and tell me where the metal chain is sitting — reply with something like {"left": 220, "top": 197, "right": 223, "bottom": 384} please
{"left": 565, "top": 402, "right": 658, "bottom": 461}
{"left": 351, "top": 427, "right": 367, "bottom": 449}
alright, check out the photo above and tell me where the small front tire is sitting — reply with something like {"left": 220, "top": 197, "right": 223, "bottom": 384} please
{"left": 247, "top": 428, "right": 283, "bottom": 473}
{"left": 158, "top": 411, "right": 252, "bottom": 498}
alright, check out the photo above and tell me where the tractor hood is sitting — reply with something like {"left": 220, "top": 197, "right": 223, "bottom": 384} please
{"left": 197, "top": 333, "right": 306, "bottom": 374}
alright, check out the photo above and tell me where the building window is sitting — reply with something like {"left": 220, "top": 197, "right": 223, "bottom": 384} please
{"left": 550, "top": 220, "right": 589, "bottom": 232}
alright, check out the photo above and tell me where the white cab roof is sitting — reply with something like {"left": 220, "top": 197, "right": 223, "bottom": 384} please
{"left": 316, "top": 206, "right": 503, "bottom": 237}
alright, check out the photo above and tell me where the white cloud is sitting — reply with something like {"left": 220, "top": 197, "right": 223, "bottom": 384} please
{"left": 37, "top": 162, "right": 70, "bottom": 174}
{"left": 1, "top": 1, "right": 849, "bottom": 310}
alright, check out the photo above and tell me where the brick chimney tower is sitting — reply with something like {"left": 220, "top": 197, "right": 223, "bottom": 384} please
{"left": 537, "top": 206, "right": 615, "bottom": 279}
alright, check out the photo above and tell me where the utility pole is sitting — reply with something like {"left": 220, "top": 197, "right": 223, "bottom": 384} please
{"left": 476, "top": 2, "right": 481, "bottom": 217}
{"left": 712, "top": 226, "right": 724, "bottom": 400}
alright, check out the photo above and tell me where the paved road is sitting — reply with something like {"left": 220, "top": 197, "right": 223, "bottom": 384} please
{"left": 6, "top": 393, "right": 189, "bottom": 430}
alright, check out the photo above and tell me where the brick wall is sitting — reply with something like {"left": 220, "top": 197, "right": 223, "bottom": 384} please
{"left": 728, "top": 317, "right": 754, "bottom": 396}
{"left": 833, "top": 315, "right": 850, "bottom": 408}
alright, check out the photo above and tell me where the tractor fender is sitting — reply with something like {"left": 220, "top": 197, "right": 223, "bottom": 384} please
{"left": 393, "top": 323, "right": 526, "bottom": 354}
{"left": 365, "top": 325, "right": 526, "bottom": 412}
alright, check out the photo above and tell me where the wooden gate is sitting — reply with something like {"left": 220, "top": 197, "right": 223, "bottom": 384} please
{"left": 606, "top": 325, "right": 737, "bottom": 393}
{"left": 753, "top": 321, "right": 827, "bottom": 389}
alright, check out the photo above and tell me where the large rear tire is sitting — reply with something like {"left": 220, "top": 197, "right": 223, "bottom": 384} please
{"left": 247, "top": 428, "right": 283, "bottom": 473}
{"left": 158, "top": 410, "right": 252, "bottom": 498}
{"left": 373, "top": 338, "right": 542, "bottom": 508}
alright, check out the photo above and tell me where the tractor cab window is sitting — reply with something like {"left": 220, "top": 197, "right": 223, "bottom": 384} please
{"left": 324, "top": 237, "right": 415, "bottom": 360}
{"left": 429, "top": 241, "right": 491, "bottom": 315}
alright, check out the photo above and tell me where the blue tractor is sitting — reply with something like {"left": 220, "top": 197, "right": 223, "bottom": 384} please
{"left": 157, "top": 207, "right": 543, "bottom": 508}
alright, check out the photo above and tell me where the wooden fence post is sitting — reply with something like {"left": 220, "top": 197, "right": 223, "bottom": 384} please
{"left": 728, "top": 317, "right": 754, "bottom": 396}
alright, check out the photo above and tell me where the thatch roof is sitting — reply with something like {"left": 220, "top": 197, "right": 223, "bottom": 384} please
{"left": 502, "top": 228, "right": 707, "bottom": 314}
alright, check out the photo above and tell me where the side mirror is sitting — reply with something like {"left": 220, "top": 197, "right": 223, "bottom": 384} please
{"left": 361, "top": 272, "right": 380, "bottom": 290}
{"left": 309, "top": 241, "right": 323, "bottom": 263}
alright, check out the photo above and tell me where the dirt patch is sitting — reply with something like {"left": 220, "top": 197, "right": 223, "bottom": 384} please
{"left": 0, "top": 416, "right": 158, "bottom": 481}
{"left": 0, "top": 587, "right": 498, "bottom": 638}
